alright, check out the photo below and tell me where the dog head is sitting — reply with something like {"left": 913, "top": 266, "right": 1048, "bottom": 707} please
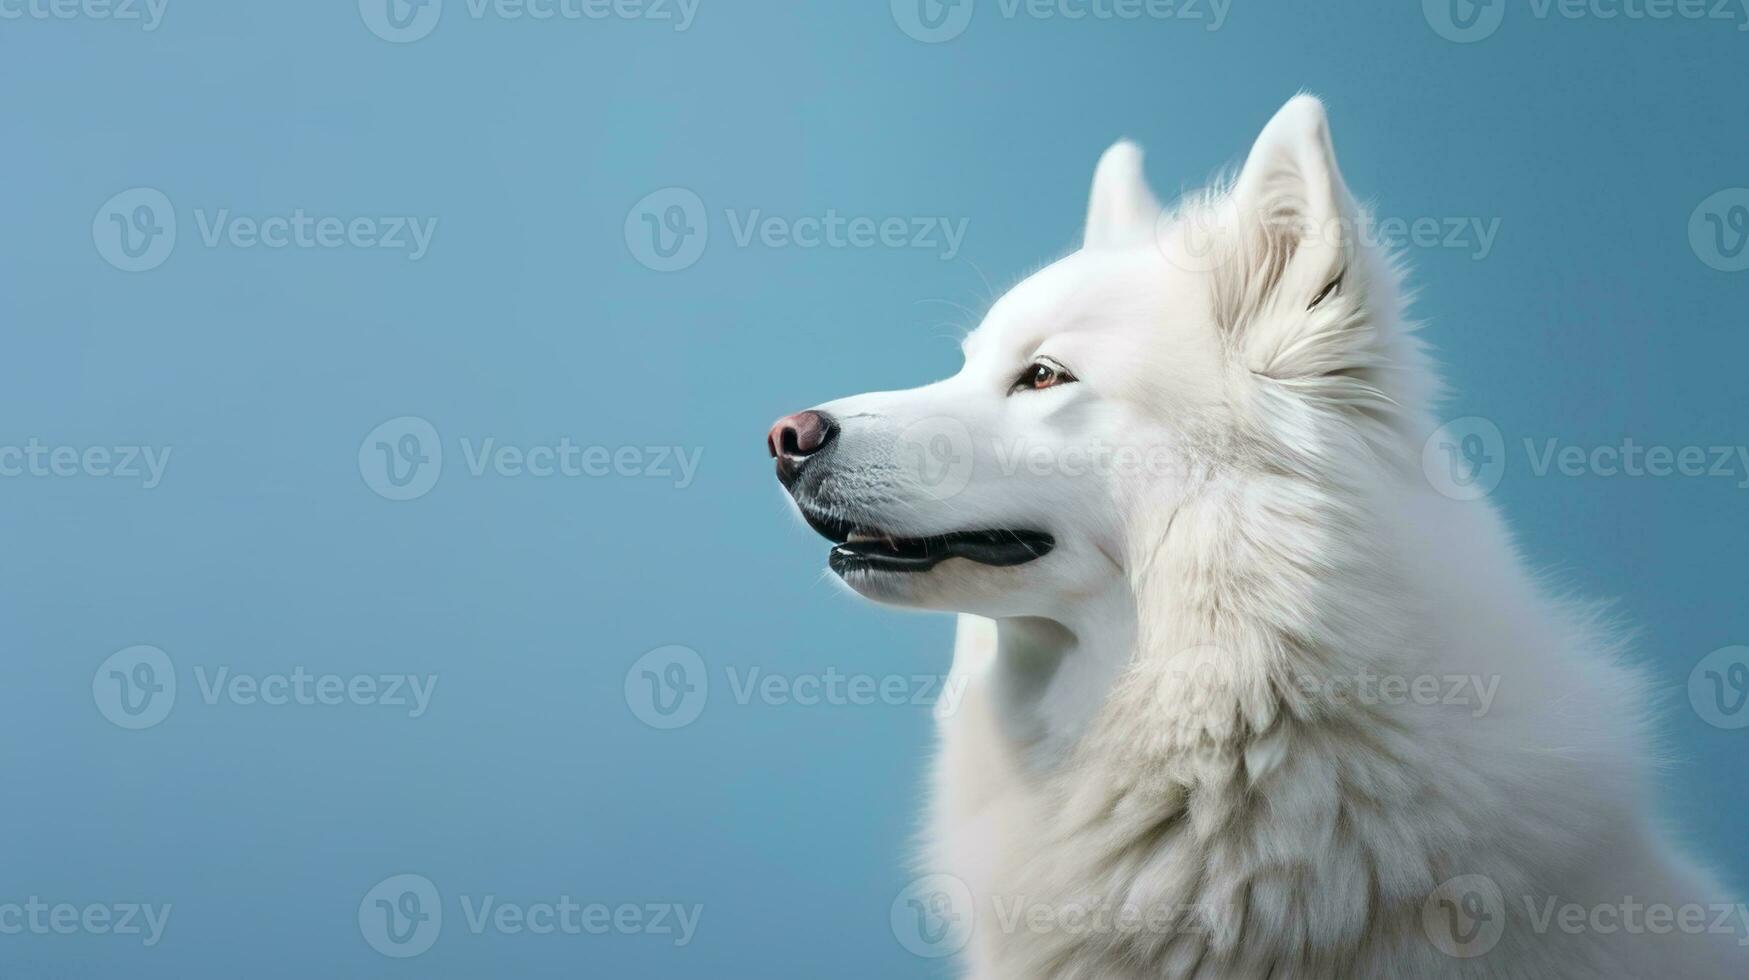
{"left": 770, "top": 96, "right": 1424, "bottom": 619}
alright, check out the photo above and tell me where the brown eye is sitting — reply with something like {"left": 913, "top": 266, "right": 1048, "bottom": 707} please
{"left": 1012, "top": 360, "right": 1076, "bottom": 393}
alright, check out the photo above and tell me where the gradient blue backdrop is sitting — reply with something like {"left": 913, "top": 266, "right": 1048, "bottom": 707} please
{"left": 3, "top": 2, "right": 1746, "bottom": 976}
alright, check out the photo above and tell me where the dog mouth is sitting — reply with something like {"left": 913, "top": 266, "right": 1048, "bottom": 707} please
{"left": 799, "top": 507, "right": 1054, "bottom": 575}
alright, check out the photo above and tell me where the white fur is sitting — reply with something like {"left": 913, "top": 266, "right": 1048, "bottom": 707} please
{"left": 789, "top": 96, "right": 1746, "bottom": 977}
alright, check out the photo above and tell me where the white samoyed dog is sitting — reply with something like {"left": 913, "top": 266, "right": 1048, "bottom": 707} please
{"left": 768, "top": 95, "right": 1747, "bottom": 978}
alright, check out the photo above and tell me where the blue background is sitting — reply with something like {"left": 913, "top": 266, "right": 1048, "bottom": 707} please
{"left": 3, "top": 2, "right": 1746, "bottom": 976}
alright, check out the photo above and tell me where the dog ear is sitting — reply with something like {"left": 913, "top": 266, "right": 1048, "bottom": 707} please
{"left": 1200, "top": 94, "right": 1404, "bottom": 391}
{"left": 1084, "top": 140, "right": 1161, "bottom": 249}
{"left": 1212, "top": 97, "right": 1431, "bottom": 452}
{"left": 1226, "top": 94, "right": 1355, "bottom": 322}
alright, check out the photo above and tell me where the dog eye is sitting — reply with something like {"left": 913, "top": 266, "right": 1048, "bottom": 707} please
{"left": 1011, "top": 360, "right": 1077, "bottom": 393}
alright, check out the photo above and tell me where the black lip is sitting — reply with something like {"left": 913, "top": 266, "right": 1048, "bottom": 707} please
{"left": 828, "top": 529, "right": 1055, "bottom": 574}
{"left": 800, "top": 507, "right": 1054, "bottom": 575}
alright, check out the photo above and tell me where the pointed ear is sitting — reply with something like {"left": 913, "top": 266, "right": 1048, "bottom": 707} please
{"left": 1228, "top": 95, "right": 1355, "bottom": 310}
{"left": 1084, "top": 140, "right": 1161, "bottom": 249}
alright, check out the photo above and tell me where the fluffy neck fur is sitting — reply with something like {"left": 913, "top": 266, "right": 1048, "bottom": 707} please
{"left": 956, "top": 440, "right": 1452, "bottom": 976}
{"left": 937, "top": 450, "right": 1652, "bottom": 978}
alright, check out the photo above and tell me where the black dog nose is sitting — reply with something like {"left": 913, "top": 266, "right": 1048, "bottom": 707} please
{"left": 767, "top": 410, "right": 838, "bottom": 486}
